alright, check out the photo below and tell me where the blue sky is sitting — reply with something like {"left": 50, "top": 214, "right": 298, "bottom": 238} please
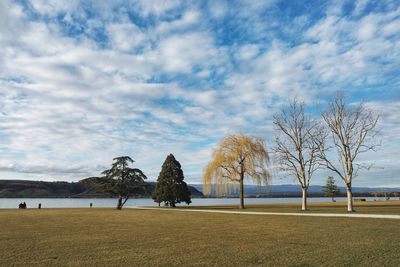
{"left": 0, "top": 0, "right": 399, "bottom": 187}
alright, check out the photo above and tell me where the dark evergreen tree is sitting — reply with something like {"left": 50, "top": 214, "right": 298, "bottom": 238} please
{"left": 101, "top": 156, "right": 147, "bottom": 209}
{"left": 153, "top": 154, "right": 191, "bottom": 207}
{"left": 322, "top": 176, "right": 340, "bottom": 202}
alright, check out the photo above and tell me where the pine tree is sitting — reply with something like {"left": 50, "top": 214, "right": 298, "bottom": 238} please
{"left": 101, "top": 156, "right": 147, "bottom": 209}
{"left": 153, "top": 154, "right": 191, "bottom": 207}
{"left": 322, "top": 176, "right": 340, "bottom": 202}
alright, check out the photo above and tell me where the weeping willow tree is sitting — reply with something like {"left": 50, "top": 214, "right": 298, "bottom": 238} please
{"left": 203, "top": 133, "right": 271, "bottom": 209}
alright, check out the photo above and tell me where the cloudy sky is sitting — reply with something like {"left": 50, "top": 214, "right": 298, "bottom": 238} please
{"left": 0, "top": 0, "right": 399, "bottom": 187}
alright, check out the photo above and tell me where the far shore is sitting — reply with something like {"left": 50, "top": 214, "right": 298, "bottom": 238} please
{"left": 1, "top": 194, "right": 399, "bottom": 199}
{"left": 1, "top": 200, "right": 400, "bottom": 214}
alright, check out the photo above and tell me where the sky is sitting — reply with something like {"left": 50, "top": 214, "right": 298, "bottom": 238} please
{"left": 0, "top": 0, "right": 399, "bottom": 187}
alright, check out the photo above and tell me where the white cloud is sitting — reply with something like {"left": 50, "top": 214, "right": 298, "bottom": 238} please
{"left": 235, "top": 44, "right": 260, "bottom": 61}
{"left": 107, "top": 23, "right": 146, "bottom": 52}
{"left": 134, "top": 0, "right": 182, "bottom": 17}
{"left": 155, "top": 10, "right": 200, "bottom": 34}
{"left": 382, "top": 20, "right": 400, "bottom": 36}
{"left": 357, "top": 18, "right": 377, "bottom": 41}
{"left": 0, "top": 0, "right": 25, "bottom": 44}
{"left": 0, "top": 160, "right": 103, "bottom": 176}
{"left": 208, "top": 1, "right": 228, "bottom": 18}
{"left": 29, "top": 0, "right": 80, "bottom": 16}
{"left": 156, "top": 32, "right": 221, "bottom": 73}
{"left": 353, "top": 0, "right": 369, "bottom": 16}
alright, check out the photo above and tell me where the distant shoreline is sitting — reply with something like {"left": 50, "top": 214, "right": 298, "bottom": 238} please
{"left": 1, "top": 195, "right": 397, "bottom": 199}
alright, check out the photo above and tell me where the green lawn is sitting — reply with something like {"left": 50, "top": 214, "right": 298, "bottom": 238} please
{"left": 181, "top": 200, "right": 400, "bottom": 214}
{"left": 0, "top": 208, "right": 399, "bottom": 266}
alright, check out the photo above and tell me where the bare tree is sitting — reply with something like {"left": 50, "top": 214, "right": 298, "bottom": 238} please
{"left": 273, "top": 99, "right": 323, "bottom": 211}
{"left": 316, "top": 94, "right": 379, "bottom": 212}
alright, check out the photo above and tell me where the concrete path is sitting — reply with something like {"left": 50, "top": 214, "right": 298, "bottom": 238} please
{"left": 131, "top": 206, "right": 400, "bottom": 220}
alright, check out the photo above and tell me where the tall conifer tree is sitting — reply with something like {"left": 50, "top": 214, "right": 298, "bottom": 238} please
{"left": 153, "top": 154, "right": 191, "bottom": 207}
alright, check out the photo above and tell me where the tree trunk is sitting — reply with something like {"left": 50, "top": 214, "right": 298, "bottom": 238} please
{"left": 239, "top": 174, "right": 245, "bottom": 209}
{"left": 346, "top": 185, "right": 354, "bottom": 212}
{"left": 117, "top": 196, "right": 123, "bottom": 210}
{"left": 121, "top": 196, "right": 129, "bottom": 209}
{"left": 301, "top": 187, "right": 307, "bottom": 211}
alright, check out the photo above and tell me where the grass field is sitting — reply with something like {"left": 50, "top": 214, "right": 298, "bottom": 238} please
{"left": 1, "top": 205, "right": 399, "bottom": 266}
{"left": 182, "top": 200, "right": 400, "bottom": 214}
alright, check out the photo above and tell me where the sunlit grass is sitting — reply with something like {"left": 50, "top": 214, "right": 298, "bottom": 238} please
{"left": 182, "top": 200, "right": 400, "bottom": 214}
{"left": 1, "top": 207, "right": 399, "bottom": 266}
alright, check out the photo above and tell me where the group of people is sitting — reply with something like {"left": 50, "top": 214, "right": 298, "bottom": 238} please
{"left": 16, "top": 202, "right": 94, "bottom": 209}
{"left": 18, "top": 202, "right": 27, "bottom": 209}
{"left": 18, "top": 202, "right": 42, "bottom": 209}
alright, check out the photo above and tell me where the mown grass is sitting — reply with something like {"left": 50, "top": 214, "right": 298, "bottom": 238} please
{"left": 182, "top": 200, "right": 400, "bottom": 214}
{"left": 0, "top": 207, "right": 399, "bottom": 266}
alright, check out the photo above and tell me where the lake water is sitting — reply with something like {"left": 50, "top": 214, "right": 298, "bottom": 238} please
{"left": 0, "top": 197, "right": 389, "bottom": 209}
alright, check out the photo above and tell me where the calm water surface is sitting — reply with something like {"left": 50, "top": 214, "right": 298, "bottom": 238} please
{"left": 0, "top": 197, "right": 387, "bottom": 209}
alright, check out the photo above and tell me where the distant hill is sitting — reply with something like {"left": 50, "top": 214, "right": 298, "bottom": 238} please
{"left": 190, "top": 184, "right": 400, "bottom": 197}
{"left": 0, "top": 179, "right": 203, "bottom": 198}
{"left": 0, "top": 180, "right": 91, "bottom": 198}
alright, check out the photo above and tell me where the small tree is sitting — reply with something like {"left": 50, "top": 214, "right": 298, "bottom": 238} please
{"left": 153, "top": 154, "right": 191, "bottom": 207}
{"left": 322, "top": 176, "right": 340, "bottom": 202}
{"left": 101, "top": 156, "right": 147, "bottom": 210}
{"left": 203, "top": 133, "right": 271, "bottom": 209}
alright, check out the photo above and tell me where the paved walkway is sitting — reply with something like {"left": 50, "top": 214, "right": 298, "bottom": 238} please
{"left": 131, "top": 207, "right": 400, "bottom": 220}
